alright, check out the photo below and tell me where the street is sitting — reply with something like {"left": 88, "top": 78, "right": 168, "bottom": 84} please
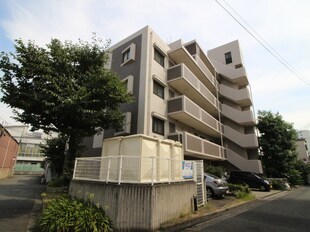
{"left": 184, "top": 186, "right": 310, "bottom": 231}
{"left": 0, "top": 175, "right": 44, "bottom": 232}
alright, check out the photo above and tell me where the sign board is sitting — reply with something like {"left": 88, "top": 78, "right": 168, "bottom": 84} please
{"left": 182, "top": 160, "right": 193, "bottom": 179}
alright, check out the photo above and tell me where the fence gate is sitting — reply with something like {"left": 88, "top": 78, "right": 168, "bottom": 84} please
{"left": 194, "top": 160, "right": 206, "bottom": 207}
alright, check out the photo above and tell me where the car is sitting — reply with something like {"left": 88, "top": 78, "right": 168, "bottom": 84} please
{"left": 204, "top": 173, "right": 229, "bottom": 198}
{"left": 228, "top": 170, "right": 271, "bottom": 191}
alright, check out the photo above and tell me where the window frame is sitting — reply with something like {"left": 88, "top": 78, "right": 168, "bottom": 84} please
{"left": 121, "top": 43, "right": 136, "bottom": 66}
{"left": 154, "top": 47, "right": 165, "bottom": 67}
{"left": 152, "top": 117, "right": 165, "bottom": 135}
{"left": 153, "top": 80, "right": 165, "bottom": 99}
{"left": 225, "top": 52, "right": 232, "bottom": 64}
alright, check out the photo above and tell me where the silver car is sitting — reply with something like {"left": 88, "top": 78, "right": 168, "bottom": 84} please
{"left": 204, "top": 173, "right": 229, "bottom": 198}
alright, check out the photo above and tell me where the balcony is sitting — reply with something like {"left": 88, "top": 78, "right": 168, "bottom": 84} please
{"left": 168, "top": 40, "right": 216, "bottom": 93}
{"left": 167, "top": 96, "right": 221, "bottom": 137}
{"left": 226, "top": 148, "right": 263, "bottom": 173}
{"left": 221, "top": 104, "right": 255, "bottom": 126}
{"left": 168, "top": 132, "right": 225, "bottom": 160}
{"left": 223, "top": 125, "right": 258, "bottom": 148}
{"left": 210, "top": 59, "right": 248, "bottom": 86}
{"left": 219, "top": 84, "right": 252, "bottom": 107}
{"left": 192, "top": 54, "right": 215, "bottom": 86}
{"left": 167, "top": 64, "right": 218, "bottom": 116}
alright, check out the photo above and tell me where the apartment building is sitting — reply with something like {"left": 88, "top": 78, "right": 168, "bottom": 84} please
{"left": 83, "top": 26, "right": 262, "bottom": 174}
{"left": 298, "top": 130, "right": 310, "bottom": 154}
{"left": 6, "top": 125, "right": 54, "bottom": 175}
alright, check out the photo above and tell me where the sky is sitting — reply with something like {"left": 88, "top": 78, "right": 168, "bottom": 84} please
{"left": 0, "top": 0, "right": 309, "bottom": 130}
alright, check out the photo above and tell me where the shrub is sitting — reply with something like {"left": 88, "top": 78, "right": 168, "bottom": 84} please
{"left": 38, "top": 194, "right": 112, "bottom": 232}
{"left": 227, "top": 183, "right": 252, "bottom": 199}
{"left": 47, "top": 176, "right": 70, "bottom": 187}
{"left": 271, "top": 180, "right": 286, "bottom": 190}
{"left": 205, "top": 165, "right": 226, "bottom": 178}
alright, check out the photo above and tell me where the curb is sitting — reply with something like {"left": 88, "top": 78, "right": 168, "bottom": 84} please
{"left": 26, "top": 192, "right": 42, "bottom": 232}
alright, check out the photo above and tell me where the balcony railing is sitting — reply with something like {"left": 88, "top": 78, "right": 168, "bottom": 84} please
{"left": 219, "top": 84, "right": 252, "bottom": 107}
{"left": 168, "top": 96, "right": 221, "bottom": 137}
{"left": 193, "top": 54, "right": 215, "bottom": 86}
{"left": 168, "top": 41, "right": 216, "bottom": 92}
{"left": 184, "top": 132, "right": 225, "bottom": 160}
{"left": 226, "top": 148, "right": 263, "bottom": 173}
{"left": 210, "top": 59, "right": 248, "bottom": 86}
{"left": 167, "top": 64, "right": 218, "bottom": 115}
{"left": 221, "top": 104, "right": 255, "bottom": 126}
{"left": 222, "top": 125, "right": 258, "bottom": 148}
{"left": 73, "top": 156, "right": 186, "bottom": 185}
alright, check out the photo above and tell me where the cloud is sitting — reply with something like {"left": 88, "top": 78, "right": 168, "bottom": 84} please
{"left": 0, "top": 0, "right": 309, "bottom": 129}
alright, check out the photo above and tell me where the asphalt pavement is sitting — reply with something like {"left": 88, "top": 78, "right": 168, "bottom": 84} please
{"left": 160, "top": 189, "right": 287, "bottom": 231}
{"left": 0, "top": 175, "right": 44, "bottom": 232}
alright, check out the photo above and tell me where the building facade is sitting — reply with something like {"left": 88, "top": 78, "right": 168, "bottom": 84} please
{"left": 83, "top": 26, "right": 262, "bottom": 173}
{"left": 6, "top": 125, "right": 53, "bottom": 175}
{"left": 298, "top": 130, "right": 310, "bottom": 154}
{"left": 0, "top": 124, "right": 19, "bottom": 179}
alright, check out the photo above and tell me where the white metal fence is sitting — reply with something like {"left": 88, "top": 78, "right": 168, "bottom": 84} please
{"left": 73, "top": 156, "right": 186, "bottom": 185}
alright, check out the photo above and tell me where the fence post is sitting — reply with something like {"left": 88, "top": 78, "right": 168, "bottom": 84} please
{"left": 106, "top": 157, "right": 111, "bottom": 183}
{"left": 168, "top": 158, "right": 171, "bottom": 184}
{"left": 72, "top": 158, "right": 78, "bottom": 180}
{"left": 151, "top": 156, "right": 155, "bottom": 185}
{"left": 118, "top": 156, "right": 123, "bottom": 185}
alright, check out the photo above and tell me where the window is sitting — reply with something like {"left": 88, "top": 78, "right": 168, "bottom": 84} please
{"left": 122, "top": 49, "right": 130, "bottom": 63}
{"left": 122, "top": 75, "right": 134, "bottom": 93}
{"left": 169, "top": 122, "right": 176, "bottom": 133}
{"left": 169, "top": 90, "right": 175, "bottom": 98}
{"left": 152, "top": 117, "right": 165, "bottom": 135}
{"left": 115, "top": 112, "right": 132, "bottom": 135}
{"left": 153, "top": 80, "right": 165, "bottom": 99}
{"left": 121, "top": 43, "right": 136, "bottom": 66}
{"left": 225, "top": 52, "right": 232, "bottom": 64}
{"left": 154, "top": 47, "right": 165, "bottom": 67}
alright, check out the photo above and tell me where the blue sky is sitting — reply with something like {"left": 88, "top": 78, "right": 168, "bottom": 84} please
{"left": 0, "top": 0, "right": 309, "bottom": 130}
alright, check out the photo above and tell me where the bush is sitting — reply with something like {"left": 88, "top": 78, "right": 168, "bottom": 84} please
{"left": 271, "top": 180, "right": 286, "bottom": 190}
{"left": 227, "top": 183, "right": 252, "bottom": 199}
{"left": 39, "top": 194, "right": 112, "bottom": 232}
{"left": 47, "top": 176, "right": 70, "bottom": 187}
{"left": 205, "top": 165, "right": 226, "bottom": 178}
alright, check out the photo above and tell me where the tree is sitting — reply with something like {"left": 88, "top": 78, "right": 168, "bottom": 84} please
{"left": 0, "top": 36, "right": 132, "bottom": 179}
{"left": 40, "top": 136, "right": 68, "bottom": 177}
{"left": 256, "top": 111, "right": 301, "bottom": 184}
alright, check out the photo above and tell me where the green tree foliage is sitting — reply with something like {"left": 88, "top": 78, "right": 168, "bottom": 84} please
{"left": 205, "top": 165, "right": 225, "bottom": 178}
{"left": 256, "top": 111, "right": 302, "bottom": 184}
{"left": 40, "top": 136, "right": 68, "bottom": 177}
{"left": 0, "top": 36, "right": 132, "bottom": 179}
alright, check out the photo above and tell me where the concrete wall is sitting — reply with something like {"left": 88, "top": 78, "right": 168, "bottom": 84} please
{"left": 69, "top": 180, "right": 196, "bottom": 231}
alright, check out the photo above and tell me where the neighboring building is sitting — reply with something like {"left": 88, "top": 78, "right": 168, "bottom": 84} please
{"left": 298, "top": 130, "right": 310, "bottom": 155}
{"left": 0, "top": 124, "right": 19, "bottom": 179}
{"left": 296, "top": 138, "right": 309, "bottom": 163}
{"left": 82, "top": 26, "right": 262, "bottom": 173}
{"left": 6, "top": 125, "right": 54, "bottom": 175}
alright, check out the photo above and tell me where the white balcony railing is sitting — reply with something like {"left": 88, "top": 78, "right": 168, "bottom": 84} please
{"left": 73, "top": 156, "right": 187, "bottom": 185}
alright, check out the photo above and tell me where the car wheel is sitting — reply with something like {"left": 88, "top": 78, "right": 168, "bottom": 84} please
{"left": 259, "top": 185, "right": 267, "bottom": 191}
{"left": 206, "top": 187, "right": 214, "bottom": 198}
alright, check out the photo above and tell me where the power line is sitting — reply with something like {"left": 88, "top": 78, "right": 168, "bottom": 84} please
{"left": 215, "top": 0, "right": 310, "bottom": 86}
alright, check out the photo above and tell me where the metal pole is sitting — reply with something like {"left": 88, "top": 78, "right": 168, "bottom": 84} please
{"left": 106, "top": 157, "right": 111, "bottom": 183}
{"left": 118, "top": 156, "right": 123, "bottom": 185}
{"left": 72, "top": 158, "right": 78, "bottom": 180}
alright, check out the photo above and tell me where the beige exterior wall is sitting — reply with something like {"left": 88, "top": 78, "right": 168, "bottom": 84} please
{"left": 84, "top": 26, "right": 262, "bottom": 173}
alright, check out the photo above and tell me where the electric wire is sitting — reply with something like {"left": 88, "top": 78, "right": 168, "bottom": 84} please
{"left": 215, "top": 0, "right": 310, "bottom": 86}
